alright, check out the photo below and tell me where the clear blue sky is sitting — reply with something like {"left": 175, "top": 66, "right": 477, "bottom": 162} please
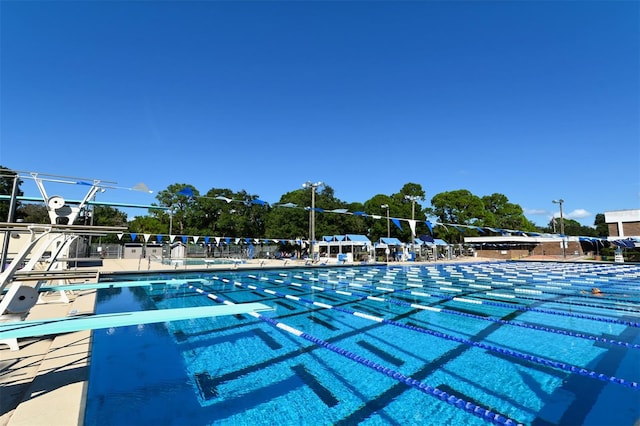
{"left": 1, "top": 1, "right": 638, "bottom": 227}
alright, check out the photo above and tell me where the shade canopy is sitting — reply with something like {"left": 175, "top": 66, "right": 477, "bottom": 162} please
{"left": 378, "top": 237, "right": 404, "bottom": 246}
{"left": 320, "top": 234, "right": 371, "bottom": 244}
{"left": 414, "top": 238, "right": 449, "bottom": 246}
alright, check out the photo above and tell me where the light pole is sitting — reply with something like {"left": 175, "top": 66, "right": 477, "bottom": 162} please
{"left": 405, "top": 195, "right": 419, "bottom": 259}
{"left": 167, "top": 208, "right": 174, "bottom": 259}
{"left": 552, "top": 199, "right": 566, "bottom": 258}
{"left": 303, "top": 181, "right": 323, "bottom": 261}
{"left": 381, "top": 204, "right": 390, "bottom": 238}
{"left": 381, "top": 204, "right": 390, "bottom": 262}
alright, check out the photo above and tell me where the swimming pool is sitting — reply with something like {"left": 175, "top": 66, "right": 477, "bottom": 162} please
{"left": 84, "top": 261, "right": 640, "bottom": 425}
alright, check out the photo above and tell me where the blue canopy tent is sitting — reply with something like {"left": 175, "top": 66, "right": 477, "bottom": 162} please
{"left": 374, "top": 237, "right": 404, "bottom": 261}
{"left": 578, "top": 236, "right": 607, "bottom": 258}
{"left": 317, "top": 234, "right": 372, "bottom": 262}
{"left": 611, "top": 238, "right": 636, "bottom": 248}
{"left": 414, "top": 237, "right": 449, "bottom": 247}
{"left": 378, "top": 237, "right": 404, "bottom": 246}
{"left": 414, "top": 237, "right": 450, "bottom": 260}
{"left": 610, "top": 239, "right": 637, "bottom": 264}
{"left": 578, "top": 237, "right": 638, "bottom": 261}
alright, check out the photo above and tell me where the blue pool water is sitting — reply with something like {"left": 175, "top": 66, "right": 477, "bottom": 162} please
{"left": 84, "top": 261, "right": 640, "bottom": 425}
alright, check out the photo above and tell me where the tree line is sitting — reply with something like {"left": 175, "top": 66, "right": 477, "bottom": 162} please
{"left": 0, "top": 166, "right": 608, "bottom": 245}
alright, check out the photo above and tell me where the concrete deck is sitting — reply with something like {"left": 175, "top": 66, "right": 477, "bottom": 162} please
{"left": 0, "top": 256, "right": 496, "bottom": 425}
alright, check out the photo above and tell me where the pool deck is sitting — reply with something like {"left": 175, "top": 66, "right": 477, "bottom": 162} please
{"left": 0, "top": 255, "right": 571, "bottom": 425}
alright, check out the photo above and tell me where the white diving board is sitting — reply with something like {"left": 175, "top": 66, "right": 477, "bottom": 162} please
{"left": 37, "top": 278, "right": 207, "bottom": 292}
{"left": 0, "top": 303, "right": 272, "bottom": 341}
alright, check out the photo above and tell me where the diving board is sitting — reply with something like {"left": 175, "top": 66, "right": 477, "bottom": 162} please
{"left": 0, "top": 303, "right": 272, "bottom": 342}
{"left": 38, "top": 278, "right": 207, "bottom": 292}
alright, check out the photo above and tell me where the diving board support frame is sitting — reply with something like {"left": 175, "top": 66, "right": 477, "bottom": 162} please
{"left": 0, "top": 223, "right": 126, "bottom": 317}
{"left": 1, "top": 173, "right": 112, "bottom": 291}
{"left": 0, "top": 303, "right": 273, "bottom": 350}
{"left": 0, "top": 229, "right": 76, "bottom": 315}
{"left": 31, "top": 172, "right": 103, "bottom": 225}
{"left": 0, "top": 226, "right": 53, "bottom": 292}
{"left": 0, "top": 171, "right": 141, "bottom": 320}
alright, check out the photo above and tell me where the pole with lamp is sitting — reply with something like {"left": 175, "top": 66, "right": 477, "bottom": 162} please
{"left": 167, "top": 208, "right": 175, "bottom": 259}
{"left": 405, "top": 195, "right": 419, "bottom": 260}
{"left": 381, "top": 204, "right": 390, "bottom": 238}
{"left": 381, "top": 204, "right": 390, "bottom": 262}
{"left": 552, "top": 199, "right": 566, "bottom": 258}
{"left": 303, "top": 181, "right": 323, "bottom": 262}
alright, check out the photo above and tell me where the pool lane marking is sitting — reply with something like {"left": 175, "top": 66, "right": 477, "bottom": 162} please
{"left": 489, "top": 279, "right": 639, "bottom": 312}
{"left": 222, "top": 278, "right": 640, "bottom": 388}
{"left": 409, "top": 270, "right": 640, "bottom": 314}
{"left": 489, "top": 291, "right": 640, "bottom": 314}
{"left": 186, "top": 284, "right": 523, "bottom": 426}
{"left": 352, "top": 272, "right": 640, "bottom": 326}
{"left": 264, "top": 263, "right": 640, "bottom": 314}
{"left": 279, "top": 270, "right": 640, "bottom": 327}
{"left": 422, "top": 262, "right": 640, "bottom": 290}
{"left": 445, "top": 263, "right": 640, "bottom": 295}
{"left": 239, "top": 275, "right": 640, "bottom": 350}
{"left": 456, "top": 264, "right": 640, "bottom": 288}
{"left": 268, "top": 271, "right": 640, "bottom": 329}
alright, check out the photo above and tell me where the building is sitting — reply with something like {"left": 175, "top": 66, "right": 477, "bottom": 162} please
{"left": 464, "top": 234, "right": 583, "bottom": 260}
{"left": 463, "top": 209, "right": 640, "bottom": 260}
{"left": 605, "top": 209, "right": 640, "bottom": 240}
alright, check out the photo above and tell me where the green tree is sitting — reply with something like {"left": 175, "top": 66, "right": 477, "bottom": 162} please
{"left": 189, "top": 187, "right": 236, "bottom": 236}
{"left": 342, "top": 201, "right": 368, "bottom": 236}
{"left": 139, "top": 179, "right": 600, "bottom": 245}
{"left": 363, "top": 194, "right": 395, "bottom": 242}
{"left": 91, "top": 205, "right": 129, "bottom": 243}
{"left": 543, "top": 217, "right": 601, "bottom": 237}
{"left": 363, "top": 188, "right": 424, "bottom": 242}
{"left": 0, "top": 167, "right": 23, "bottom": 221}
{"left": 429, "top": 189, "right": 487, "bottom": 225}
{"left": 594, "top": 213, "right": 608, "bottom": 237}
{"left": 155, "top": 183, "right": 199, "bottom": 235}
{"left": 262, "top": 184, "right": 353, "bottom": 241}
{"left": 427, "top": 189, "right": 488, "bottom": 243}
{"left": 18, "top": 203, "right": 49, "bottom": 224}
{"left": 265, "top": 187, "right": 320, "bottom": 240}
{"left": 313, "top": 185, "right": 357, "bottom": 238}
{"left": 560, "top": 218, "right": 583, "bottom": 236}
{"left": 129, "top": 215, "right": 165, "bottom": 235}
{"left": 397, "top": 182, "right": 425, "bottom": 200}
{"left": 93, "top": 205, "right": 128, "bottom": 227}
{"left": 185, "top": 187, "right": 269, "bottom": 237}
{"left": 390, "top": 183, "right": 428, "bottom": 242}
{"left": 481, "top": 193, "right": 537, "bottom": 231}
